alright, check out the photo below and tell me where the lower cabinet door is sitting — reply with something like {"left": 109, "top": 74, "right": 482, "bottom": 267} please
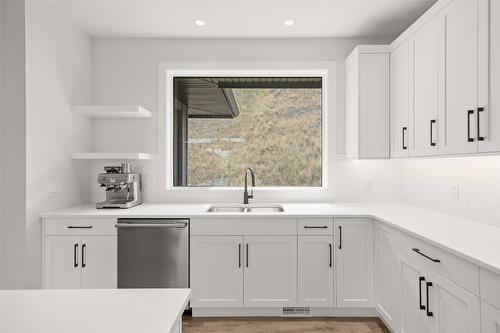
{"left": 481, "top": 300, "right": 500, "bottom": 333}
{"left": 399, "top": 254, "right": 427, "bottom": 333}
{"left": 81, "top": 236, "right": 117, "bottom": 289}
{"left": 44, "top": 236, "right": 82, "bottom": 289}
{"left": 425, "top": 269, "right": 480, "bottom": 333}
{"left": 298, "top": 235, "right": 334, "bottom": 307}
{"left": 190, "top": 236, "right": 244, "bottom": 308}
{"left": 374, "top": 223, "right": 398, "bottom": 329}
{"left": 244, "top": 235, "right": 297, "bottom": 307}
{"left": 335, "top": 218, "right": 374, "bottom": 307}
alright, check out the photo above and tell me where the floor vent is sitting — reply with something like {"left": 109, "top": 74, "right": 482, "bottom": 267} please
{"left": 281, "top": 307, "right": 311, "bottom": 317}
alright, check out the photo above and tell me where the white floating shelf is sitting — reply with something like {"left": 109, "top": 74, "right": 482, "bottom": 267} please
{"left": 72, "top": 105, "right": 152, "bottom": 118}
{"left": 72, "top": 153, "right": 155, "bottom": 160}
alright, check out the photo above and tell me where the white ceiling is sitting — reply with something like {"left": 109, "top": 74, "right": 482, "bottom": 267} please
{"left": 40, "top": 0, "right": 438, "bottom": 39}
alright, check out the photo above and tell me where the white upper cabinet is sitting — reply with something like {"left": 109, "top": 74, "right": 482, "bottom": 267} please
{"left": 478, "top": 0, "right": 500, "bottom": 152}
{"left": 335, "top": 218, "right": 374, "bottom": 308}
{"left": 346, "top": 46, "right": 390, "bottom": 159}
{"left": 391, "top": 40, "right": 411, "bottom": 157}
{"left": 438, "top": 0, "right": 479, "bottom": 154}
{"left": 410, "top": 16, "right": 440, "bottom": 156}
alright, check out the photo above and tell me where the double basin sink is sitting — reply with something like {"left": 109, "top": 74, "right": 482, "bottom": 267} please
{"left": 207, "top": 205, "right": 284, "bottom": 213}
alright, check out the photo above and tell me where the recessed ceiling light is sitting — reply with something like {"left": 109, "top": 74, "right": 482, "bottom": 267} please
{"left": 194, "top": 19, "right": 206, "bottom": 27}
{"left": 284, "top": 19, "right": 294, "bottom": 26}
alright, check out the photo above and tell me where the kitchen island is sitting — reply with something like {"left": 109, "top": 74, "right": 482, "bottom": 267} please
{"left": 0, "top": 288, "right": 190, "bottom": 333}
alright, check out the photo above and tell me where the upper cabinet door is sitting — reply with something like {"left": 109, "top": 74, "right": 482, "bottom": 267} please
{"left": 391, "top": 41, "right": 411, "bottom": 157}
{"left": 81, "top": 236, "right": 117, "bottom": 289}
{"left": 335, "top": 218, "right": 374, "bottom": 308}
{"left": 190, "top": 236, "right": 244, "bottom": 308}
{"left": 244, "top": 236, "right": 297, "bottom": 307}
{"left": 410, "top": 16, "right": 440, "bottom": 157}
{"left": 478, "top": 0, "right": 500, "bottom": 152}
{"left": 438, "top": 0, "right": 479, "bottom": 155}
{"left": 44, "top": 236, "right": 82, "bottom": 289}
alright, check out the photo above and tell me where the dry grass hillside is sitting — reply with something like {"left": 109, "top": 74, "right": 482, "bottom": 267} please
{"left": 187, "top": 88, "right": 322, "bottom": 187}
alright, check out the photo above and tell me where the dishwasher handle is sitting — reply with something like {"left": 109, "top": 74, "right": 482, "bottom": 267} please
{"left": 115, "top": 222, "right": 187, "bottom": 228}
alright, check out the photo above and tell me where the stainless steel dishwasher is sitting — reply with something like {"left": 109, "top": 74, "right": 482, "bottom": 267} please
{"left": 116, "top": 218, "right": 189, "bottom": 289}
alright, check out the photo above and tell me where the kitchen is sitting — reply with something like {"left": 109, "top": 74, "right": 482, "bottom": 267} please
{"left": 0, "top": 0, "right": 499, "bottom": 332}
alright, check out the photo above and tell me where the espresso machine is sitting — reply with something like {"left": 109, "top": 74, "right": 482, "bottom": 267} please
{"left": 96, "top": 163, "right": 142, "bottom": 209}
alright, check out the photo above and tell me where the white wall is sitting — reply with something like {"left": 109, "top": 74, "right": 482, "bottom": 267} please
{"left": 24, "top": 2, "right": 93, "bottom": 288}
{"left": 0, "top": 0, "right": 28, "bottom": 290}
{"left": 91, "top": 37, "right": 391, "bottom": 203}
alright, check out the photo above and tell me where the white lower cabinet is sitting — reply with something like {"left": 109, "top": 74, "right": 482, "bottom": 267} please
{"left": 190, "top": 235, "right": 297, "bottom": 308}
{"left": 482, "top": 300, "right": 500, "bottom": 333}
{"left": 374, "top": 223, "right": 398, "bottom": 330}
{"left": 398, "top": 253, "right": 480, "bottom": 333}
{"left": 244, "top": 236, "right": 297, "bottom": 307}
{"left": 298, "top": 235, "right": 334, "bottom": 307}
{"left": 425, "top": 269, "right": 480, "bottom": 333}
{"left": 44, "top": 235, "right": 116, "bottom": 289}
{"left": 190, "top": 236, "right": 244, "bottom": 308}
{"left": 335, "top": 218, "right": 374, "bottom": 308}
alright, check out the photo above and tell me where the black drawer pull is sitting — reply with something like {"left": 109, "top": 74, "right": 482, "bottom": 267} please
{"left": 304, "top": 226, "right": 328, "bottom": 229}
{"left": 426, "top": 282, "right": 434, "bottom": 317}
{"left": 338, "top": 226, "right": 342, "bottom": 250}
{"left": 412, "top": 248, "right": 441, "bottom": 263}
{"left": 467, "top": 110, "right": 474, "bottom": 142}
{"left": 81, "top": 244, "right": 86, "bottom": 268}
{"left": 418, "top": 276, "right": 426, "bottom": 310}
{"left": 402, "top": 126, "right": 408, "bottom": 150}
{"left": 329, "top": 243, "right": 332, "bottom": 268}
{"left": 478, "top": 107, "right": 485, "bottom": 141}
{"left": 246, "top": 243, "right": 249, "bottom": 268}
{"left": 67, "top": 226, "right": 93, "bottom": 229}
{"left": 73, "top": 244, "right": 79, "bottom": 268}
{"left": 238, "top": 244, "right": 241, "bottom": 268}
{"left": 430, "top": 120, "right": 436, "bottom": 146}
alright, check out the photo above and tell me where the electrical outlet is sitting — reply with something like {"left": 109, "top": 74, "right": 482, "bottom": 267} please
{"left": 363, "top": 180, "right": 373, "bottom": 192}
{"left": 46, "top": 181, "right": 63, "bottom": 197}
{"left": 449, "top": 184, "right": 460, "bottom": 200}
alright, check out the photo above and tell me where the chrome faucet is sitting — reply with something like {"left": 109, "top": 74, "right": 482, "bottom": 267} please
{"left": 243, "top": 168, "right": 255, "bottom": 204}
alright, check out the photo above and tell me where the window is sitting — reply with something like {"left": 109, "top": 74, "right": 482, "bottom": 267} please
{"left": 172, "top": 76, "right": 323, "bottom": 187}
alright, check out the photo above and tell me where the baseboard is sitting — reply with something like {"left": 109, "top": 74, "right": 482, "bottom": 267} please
{"left": 192, "top": 307, "right": 378, "bottom": 317}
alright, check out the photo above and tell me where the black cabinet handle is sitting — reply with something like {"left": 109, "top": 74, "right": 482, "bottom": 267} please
{"left": 419, "top": 276, "right": 426, "bottom": 310}
{"left": 478, "top": 107, "right": 485, "bottom": 141}
{"left": 412, "top": 248, "right": 441, "bottom": 263}
{"left": 67, "top": 226, "right": 93, "bottom": 229}
{"left": 304, "top": 226, "right": 328, "bottom": 229}
{"left": 246, "top": 243, "right": 249, "bottom": 268}
{"left": 402, "top": 127, "right": 408, "bottom": 150}
{"left": 73, "top": 244, "right": 79, "bottom": 267}
{"left": 81, "top": 244, "right": 86, "bottom": 268}
{"left": 238, "top": 244, "right": 241, "bottom": 268}
{"left": 467, "top": 110, "right": 475, "bottom": 142}
{"left": 329, "top": 243, "right": 332, "bottom": 267}
{"left": 426, "top": 282, "right": 434, "bottom": 317}
{"left": 338, "top": 226, "right": 342, "bottom": 250}
{"left": 430, "top": 120, "right": 436, "bottom": 147}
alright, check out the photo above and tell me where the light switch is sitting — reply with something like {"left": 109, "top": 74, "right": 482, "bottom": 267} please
{"left": 449, "top": 184, "right": 459, "bottom": 200}
{"left": 46, "top": 181, "right": 63, "bottom": 197}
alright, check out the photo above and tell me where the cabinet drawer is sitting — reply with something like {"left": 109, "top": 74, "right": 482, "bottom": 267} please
{"left": 480, "top": 268, "right": 500, "bottom": 310}
{"left": 298, "top": 218, "right": 334, "bottom": 235}
{"left": 44, "top": 218, "right": 117, "bottom": 236}
{"left": 396, "top": 231, "right": 479, "bottom": 295}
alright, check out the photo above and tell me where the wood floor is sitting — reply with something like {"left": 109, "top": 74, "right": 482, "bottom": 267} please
{"left": 182, "top": 317, "right": 391, "bottom": 333}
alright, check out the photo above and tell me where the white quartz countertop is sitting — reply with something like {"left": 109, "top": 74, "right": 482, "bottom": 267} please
{"left": 0, "top": 288, "right": 190, "bottom": 333}
{"left": 41, "top": 202, "right": 500, "bottom": 275}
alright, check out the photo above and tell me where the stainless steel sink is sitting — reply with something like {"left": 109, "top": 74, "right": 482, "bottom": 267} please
{"left": 246, "top": 206, "right": 284, "bottom": 213}
{"left": 207, "top": 206, "right": 246, "bottom": 213}
{"left": 207, "top": 205, "right": 284, "bottom": 213}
